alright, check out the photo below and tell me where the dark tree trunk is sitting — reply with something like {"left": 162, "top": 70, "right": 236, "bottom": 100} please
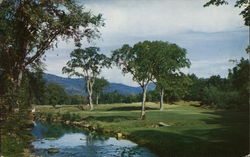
{"left": 160, "top": 88, "right": 164, "bottom": 111}
{"left": 12, "top": 67, "right": 24, "bottom": 109}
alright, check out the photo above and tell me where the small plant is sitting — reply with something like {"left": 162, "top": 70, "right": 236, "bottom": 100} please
{"left": 70, "top": 113, "right": 81, "bottom": 121}
{"left": 61, "top": 112, "right": 71, "bottom": 121}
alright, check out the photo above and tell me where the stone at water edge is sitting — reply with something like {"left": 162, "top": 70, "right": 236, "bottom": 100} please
{"left": 44, "top": 137, "right": 56, "bottom": 140}
{"left": 116, "top": 133, "right": 123, "bottom": 139}
{"left": 31, "top": 108, "right": 36, "bottom": 113}
{"left": 47, "top": 148, "right": 59, "bottom": 154}
{"left": 158, "top": 122, "right": 170, "bottom": 127}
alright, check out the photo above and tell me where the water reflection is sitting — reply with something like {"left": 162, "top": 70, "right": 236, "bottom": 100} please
{"left": 31, "top": 121, "right": 157, "bottom": 157}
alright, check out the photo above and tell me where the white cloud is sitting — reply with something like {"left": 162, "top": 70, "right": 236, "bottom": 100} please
{"left": 85, "top": 0, "right": 244, "bottom": 38}
{"left": 43, "top": 0, "right": 247, "bottom": 86}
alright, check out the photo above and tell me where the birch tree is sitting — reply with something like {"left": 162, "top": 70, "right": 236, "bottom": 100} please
{"left": 62, "top": 47, "right": 110, "bottom": 110}
{"left": 151, "top": 41, "right": 190, "bottom": 110}
{"left": 93, "top": 77, "right": 108, "bottom": 105}
{"left": 112, "top": 41, "right": 154, "bottom": 119}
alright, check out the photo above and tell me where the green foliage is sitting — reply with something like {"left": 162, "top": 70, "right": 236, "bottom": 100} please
{"left": 185, "top": 74, "right": 207, "bottom": 101}
{"left": 93, "top": 77, "right": 109, "bottom": 94}
{"left": 160, "top": 73, "right": 192, "bottom": 102}
{"left": 93, "top": 77, "right": 109, "bottom": 104}
{"left": 62, "top": 47, "right": 110, "bottom": 78}
{"left": 112, "top": 41, "right": 154, "bottom": 87}
{"left": 62, "top": 47, "right": 111, "bottom": 110}
{"left": 0, "top": 0, "right": 103, "bottom": 108}
{"left": 61, "top": 112, "right": 81, "bottom": 121}
{"left": 146, "top": 90, "right": 159, "bottom": 102}
{"left": 42, "top": 83, "right": 69, "bottom": 107}
{"left": 69, "top": 94, "right": 87, "bottom": 105}
{"left": 0, "top": 0, "right": 103, "bottom": 80}
{"left": 202, "top": 86, "right": 241, "bottom": 109}
{"left": 61, "top": 112, "right": 71, "bottom": 121}
{"left": 185, "top": 58, "right": 249, "bottom": 109}
{"left": 99, "top": 92, "right": 141, "bottom": 104}
{"left": 0, "top": 107, "right": 33, "bottom": 157}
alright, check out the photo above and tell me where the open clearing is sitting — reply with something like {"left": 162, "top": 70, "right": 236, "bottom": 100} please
{"left": 36, "top": 102, "right": 249, "bottom": 157}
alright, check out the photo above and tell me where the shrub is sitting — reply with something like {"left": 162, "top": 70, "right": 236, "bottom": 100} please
{"left": 61, "top": 112, "right": 71, "bottom": 121}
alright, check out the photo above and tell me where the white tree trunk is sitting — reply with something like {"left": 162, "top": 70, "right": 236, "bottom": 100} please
{"left": 86, "top": 78, "right": 94, "bottom": 111}
{"left": 160, "top": 88, "right": 164, "bottom": 111}
{"left": 96, "top": 93, "right": 99, "bottom": 105}
{"left": 140, "top": 84, "right": 148, "bottom": 120}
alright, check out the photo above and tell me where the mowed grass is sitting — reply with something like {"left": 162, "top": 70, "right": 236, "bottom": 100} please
{"left": 36, "top": 101, "right": 249, "bottom": 157}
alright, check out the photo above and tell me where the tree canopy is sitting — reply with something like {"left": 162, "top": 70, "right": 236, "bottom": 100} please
{"left": 112, "top": 41, "right": 155, "bottom": 119}
{"left": 62, "top": 47, "right": 110, "bottom": 110}
{"left": 149, "top": 41, "right": 190, "bottom": 110}
{"left": 93, "top": 77, "right": 109, "bottom": 105}
{"left": 0, "top": 0, "right": 104, "bottom": 108}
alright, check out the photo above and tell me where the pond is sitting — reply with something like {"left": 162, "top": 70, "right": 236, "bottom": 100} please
{"left": 31, "top": 121, "right": 158, "bottom": 157}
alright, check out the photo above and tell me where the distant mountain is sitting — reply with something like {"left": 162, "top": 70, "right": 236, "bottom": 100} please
{"left": 43, "top": 73, "right": 155, "bottom": 95}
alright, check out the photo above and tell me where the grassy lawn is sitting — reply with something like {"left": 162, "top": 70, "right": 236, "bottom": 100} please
{"left": 36, "top": 101, "right": 249, "bottom": 157}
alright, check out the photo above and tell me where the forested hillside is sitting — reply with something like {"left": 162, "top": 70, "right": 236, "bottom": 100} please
{"left": 43, "top": 73, "right": 156, "bottom": 95}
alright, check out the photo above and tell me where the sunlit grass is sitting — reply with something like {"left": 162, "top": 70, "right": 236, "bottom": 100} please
{"left": 36, "top": 101, "right": 249, "bottom": 157}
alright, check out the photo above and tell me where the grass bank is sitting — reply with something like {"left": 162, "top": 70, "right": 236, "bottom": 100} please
{"left": 0, "top": 107, "right": 34, "bottom": 157}
{"left": 36, "top": 101, "right": 249, "bottom": 157}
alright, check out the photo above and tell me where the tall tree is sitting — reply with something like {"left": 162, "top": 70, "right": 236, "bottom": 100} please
{"left": 204, "top": 0, "right": 249, "bottom": 26}
{"left": 93, "top": 77, "right": 109, "bottom": 105}
{"left": 0, "top": 0, "right": 103, "bottom": 106}
{"left": 62, "top": 47, "right": 110, "bottom": 110}
{"left": 150, "top": 41, "right": 190, "bottom": 110}
{"left": 112, "top": 41, "right": 154, "bottom": 119}
{"left": 228, "top": 58, "right": 249, "bottom": 106}
{"left": 43, "top": 83, "right": 69, "bottom": 108}
{"left": 159, "top": 73, "right": 192, "bottom": 104}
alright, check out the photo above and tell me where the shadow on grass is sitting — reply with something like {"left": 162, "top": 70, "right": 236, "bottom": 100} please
{"left": 83, "top": 115, "right": 137, "bottom": 122}
{"left": 130, "top": 110, "right": 249, "bottom": 157}
{"left": 108, "top": 106, "right": 158, "bottom": 111}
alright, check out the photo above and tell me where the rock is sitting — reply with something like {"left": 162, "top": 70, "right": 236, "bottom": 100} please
{"left": 47, "top": 148, "right": 59, "bottom": 154}
{"left": 158, "top": 122, "right": 170, "bottom": 127}
{"left": 116, "top": 133, "right": 123, "bottom": 139}
{"left": 44, "top": 137, "right": 56, "bottom": 140}
{"left": 31, "top": 108, "right": 36, "bottom": 113}
{"left": 82, "top": 124, "right": 90, "bottom": 128}
{"left": 73, "top": 121, "right": 81, "bottom": 125}
{"left": 65, "top": 120, "right": 70, "bottom": 125}
{"left": 191, "top": 104, "right": 201, "bottom": 107}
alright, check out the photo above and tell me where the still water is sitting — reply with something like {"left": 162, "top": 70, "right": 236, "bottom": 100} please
{"left": 31, "top": 121, "right": 158, "bottom": 157}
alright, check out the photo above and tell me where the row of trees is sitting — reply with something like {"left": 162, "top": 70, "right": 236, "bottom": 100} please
{"left": 185, "top": 58, "right": 249, "bottom": 109}
{"left": 62, "top": 41, "right": 190, "bottom": 119}
{"left": 16, "top": 58, "right": 248, "bottom": 111}
{"left": 111, "top": 41, "right": 190, "bottom": 119}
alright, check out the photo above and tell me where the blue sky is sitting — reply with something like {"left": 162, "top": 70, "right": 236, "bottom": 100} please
{"left": 44, "top": 0, "right": 248, "bottom": 86}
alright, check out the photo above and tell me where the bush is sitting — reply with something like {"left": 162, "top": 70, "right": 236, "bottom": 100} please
{"left": 202, "top": 86, "right": 242, "bottom": 109}
{"left": 61, "top": 112, "right": 71, "bottom": 121}
{"left": 70, "top": 113, "right": 81, "bottom": 121}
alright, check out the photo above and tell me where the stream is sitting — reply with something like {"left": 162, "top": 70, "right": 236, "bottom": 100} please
{"left": 31, "top": 121, "right": 158, "bottom": 157}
